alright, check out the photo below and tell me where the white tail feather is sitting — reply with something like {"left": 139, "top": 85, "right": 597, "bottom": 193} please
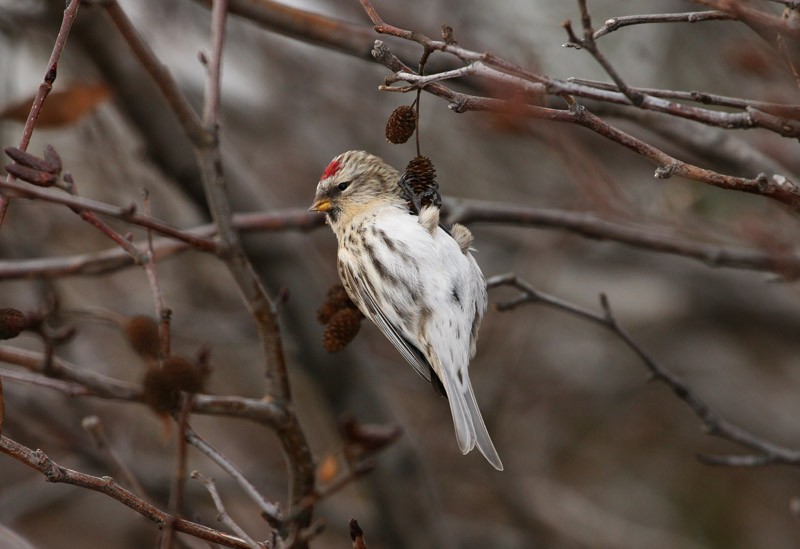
{"left": 439, "top": 362, "right": 503, "bottom": 470}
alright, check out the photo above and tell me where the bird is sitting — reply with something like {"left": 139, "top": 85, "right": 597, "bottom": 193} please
{"left": 310, "top": 150, "right": 502, "bottom": 470}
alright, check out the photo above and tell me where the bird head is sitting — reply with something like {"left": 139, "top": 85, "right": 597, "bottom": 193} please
{"left": 310, "top": 151, "right": 401, "bottom": 225}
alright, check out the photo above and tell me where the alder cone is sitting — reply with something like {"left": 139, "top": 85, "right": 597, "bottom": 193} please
{"left": 317, "top": 284, "right": 354, "bottom": 324}
{"left": 0, "top": 308, "right": 28, "bottom": 340}
{"left": 385, "top": 105, "right": 416, "bottom": 144}
{"left": 142, "top": 356, "right": 204, "bottom": 414}
{"left": 405, "top": 155, "right": 436, "bottom": 193}
{"left": 323, "top": 308, "right": 364, "bottom": 352}
{"left": 124, "top": 315, "right": 160, "bottom": 359}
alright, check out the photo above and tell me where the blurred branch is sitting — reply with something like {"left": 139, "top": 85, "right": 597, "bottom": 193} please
{"left": 0, "top": 0, "right": 80, "bottom": 226}
{"left": 184, "top": 425, "right": 282, "bottom": 521}
{"left": 592, "top": 10, "right": 734, "bottom": 39}
{"left": 0, "top": 176, "right": 218, "bottom": 252}
{"left": 103, "top": 0, "right": 208, "bottom": 146}
{"left": 196, "top": 0, "right": 377, "bottom": 59}
{"left": 486, "top": 273, "right": 800, "bottom": 467}
{"left": 81, "top": 415, "right": 149, "bottom": 496}
{"left": 191, "top": 471, "right": 261, "bottom": 549}
{"left": 0, "top": 435, "right": 258, "bottom": 549}
{"left": 2, "top": 202, "right": 798, "bottom": 280}
{"left": 445, "top": 199, "right": 800, "bottom": 278}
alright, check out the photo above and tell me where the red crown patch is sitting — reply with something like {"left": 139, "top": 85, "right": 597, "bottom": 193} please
{"left": 321, "top": 159, "right": 342, "bottom": 180}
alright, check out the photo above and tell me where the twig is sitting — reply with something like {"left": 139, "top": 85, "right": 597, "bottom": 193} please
{"left": 0, "top": 0, "right": 81, "bottom": 226}
{"left": 283, "top": 460, "right": 375, "bottom": 524}
{"left": 162, "top": 396, "right": 195, "bottom": 549}
{"left": 486, "top": 273, "right": 800, "bottom": 467}
{"left": 142, "top": 191, "right": 171, "bottom": 357}
{"left": 593, "top": 11, "right": 734, "bottom": 39}
{"left": 103, "top": 1, "right": 208, "bottom": 146}
{"left": 0, "top": 435, "right": 257, "bottom": 548}
{"left": 82, "top": 415, "right": 149, "bottom": 496}
{"left": 195, "top": 0, "right": 377, "bottom": 59}
{"left": 563, "top": 0, "right": 645, "bottom": 106}
{"left": 184, "top": 425, "right": 282, "bottom": 522}
{"left": 444, "top": 199, "right": 800, "bottom": 278}
{"left": 191, "top": 471, "right": 261, "bottom": 549}
{"left": 0, "top": 209, "right": 322, "bottom": 280}
{"left": 0, "top": 176, "right": 218, "bottom": 252}
{"left": 565, "top": 78, "right": 800, "bottom": 120}
{"left": 0, "top": 367, "right": 92, "bottom": 396}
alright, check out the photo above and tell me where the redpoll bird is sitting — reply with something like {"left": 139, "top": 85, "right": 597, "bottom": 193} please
{"left": 310, "top": 151, "right": 503, "bottom": 470}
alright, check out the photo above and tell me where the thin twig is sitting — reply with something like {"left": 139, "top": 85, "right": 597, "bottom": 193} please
{"left": 0, "top": 176, "right": 218, "bottom": 251}
{"left": 0, "top": 209, "right": 323, "bottom": 280}
{"left": 593, "top": 11, "right": 734, "bottom": 39}
{"left": 142, "top": 191, "right": 171, "bottom": 357}
{"left": 0, "top": 367, "right": 92, "bottom": 396}
{"left": 191, "top": 471, "right": 261, "bottom": 549}
{"left": 564, "top": 0, "right": 644, "bottom": 106}
{"left": 82, "top": 415, "right": 149, "bottom": 496}
{"left": 0, "top": 0, "right": 81, "bottom": 226}
{"left": 486, "top": 273, "right": 800, "bottom": 467}
{"left": 0, "top": 435, "right": 256, "bottom": 548}
{"left": 184, "top": 425, "right": 282, "bottom": 522}
{"left": 162, "top": 396, "right": 195, "bottom": 549}
{"left": 103, "top": 1, "right": 208, "bottom": 146}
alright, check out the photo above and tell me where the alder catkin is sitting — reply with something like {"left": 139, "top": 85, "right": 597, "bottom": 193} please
{"left": 323, "top": 308, "right": 364, "bottom": 352}
{"left": 385, "top": 105, "right": 416, "bottom": 144}
{"left": 0, "top": 308, "right": 28, "bottom": 340}
{"left": 124, "top": 315, "right": 160, "bottom": 359}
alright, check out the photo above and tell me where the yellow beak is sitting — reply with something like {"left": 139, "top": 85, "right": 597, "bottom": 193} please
{"left": 309, "top": 198, "right": 332, "bottom": 212}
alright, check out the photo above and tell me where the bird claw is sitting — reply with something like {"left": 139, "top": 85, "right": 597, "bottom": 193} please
{"left": 397, "top": 172, "right": 442, "bottom": 215}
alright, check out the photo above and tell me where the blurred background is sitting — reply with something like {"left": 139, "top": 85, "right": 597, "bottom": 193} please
{"left": 1, "top": 0, "right": 800, "bottom": 547}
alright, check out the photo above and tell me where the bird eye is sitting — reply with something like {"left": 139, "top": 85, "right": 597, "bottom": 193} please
{"left": 337, "top": 181, "right": 350, "bottom": 192}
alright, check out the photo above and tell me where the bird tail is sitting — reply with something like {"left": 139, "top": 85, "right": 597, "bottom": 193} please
{"left": 440, "top": 365, "right": 504, "bottom": 471}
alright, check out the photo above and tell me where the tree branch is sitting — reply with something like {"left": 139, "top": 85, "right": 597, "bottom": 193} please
{"left": 0, "top": 0, "right": 81, "bottom": 226}
{"left": 0, "top": 435, "right": 259, "bottom": 548}
{"left": 486, "top": 273, "right": 800, "bottom": 467}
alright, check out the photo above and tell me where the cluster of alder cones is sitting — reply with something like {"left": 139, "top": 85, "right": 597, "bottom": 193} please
{"left": 317, "top": 285, "right": 365, "bottom": 353}
{"left": 124, "top": 315, "right": 206, "bottom": 414}
{"left": 385, "top": 104, "right": 440, "bottom": 212}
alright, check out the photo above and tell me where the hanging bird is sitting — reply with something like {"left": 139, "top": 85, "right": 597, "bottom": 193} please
{"left": 310, "top": 150, "right": 502, "bottom": 470}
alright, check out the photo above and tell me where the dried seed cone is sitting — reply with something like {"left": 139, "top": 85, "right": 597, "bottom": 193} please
{"left": 317, "top": 284, "right": 356, "bottom": 324}
{"left": 0, "top": 308, "right": 28, "bottom": 340}
{"left": 323, "top": 308, "right": 363, "bottom": 352}
{"left": 142, "top": 355, "right": 204, "bottom": 414}
{"left": 385, "top": 105, "right": 416, "bottom": 144}
{"left": 405, "top": 155, "right": 437, "bottom": 193}
{"left": 124, "top": 315, "right": 160, "bottom": 359}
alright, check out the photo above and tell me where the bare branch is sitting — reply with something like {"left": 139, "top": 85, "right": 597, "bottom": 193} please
{"left": 486, "top": 273, "right": 800, "bottom": 467}
{"left": 82, "top": 415, "right": 149, "bottom": 496}
{"left": 185, "top": 425, "right": 282, "bottom": 522}
{"left": 370, "top": 41, "right": 800, "bottom": 211}
{"left": 0, "top": 435, "right": 258, "bottom": 548}
{"left": 563, "top": 0, "right": 645, "bottom": 106}
{"left": 0, "top": 176, "right": 218, "bottom": 252}
{"left": 141, "top": 191, "right": 172, "bottom": 357}
{"left": 593, "top": 11, "right": 734, "bottom": 39}
{"left": 0, "top": 0, "right": 81, "bottom": 226}
{"left": 191, "top": 471, "right": 261, "bottom": 549}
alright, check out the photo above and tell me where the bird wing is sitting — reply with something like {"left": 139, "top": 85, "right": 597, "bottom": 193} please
{"left": 337, "top": 251, "right": 433, "bottom": 383}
